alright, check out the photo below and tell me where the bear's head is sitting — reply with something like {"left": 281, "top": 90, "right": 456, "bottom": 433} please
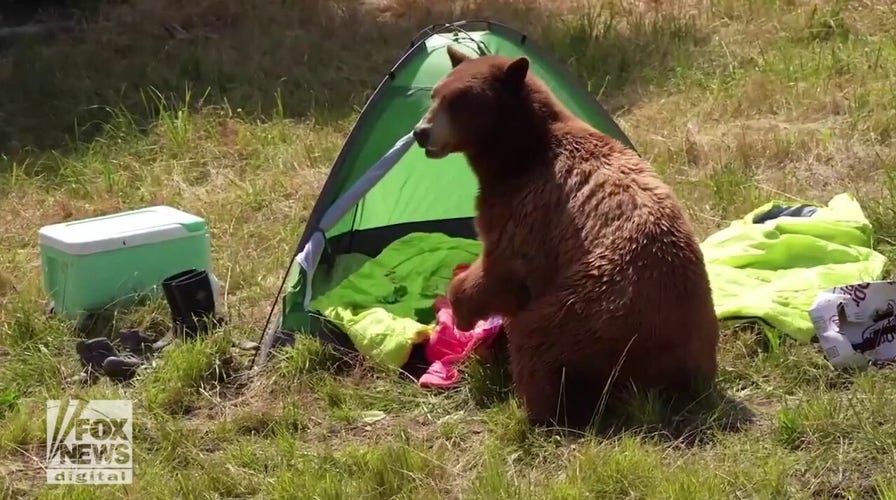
{"left": 412, "top": 45, "right": 538, "bottom": 160}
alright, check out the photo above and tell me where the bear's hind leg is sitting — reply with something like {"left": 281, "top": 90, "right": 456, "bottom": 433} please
{"left": 556, "top": 368, "right": 611, "bottom": 430}
{"left": 508, "top": 343, "right": 596, "bottom": 428}
{"left": 510, "top": 355, "right": 564, "bottom": 427}
{"left": 510, "top": 360, "right": 602, "bottom": 429}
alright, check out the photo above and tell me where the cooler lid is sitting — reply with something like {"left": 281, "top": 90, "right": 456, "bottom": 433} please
{"left": 38, "top": 205, "right": 208, "bottom": 255}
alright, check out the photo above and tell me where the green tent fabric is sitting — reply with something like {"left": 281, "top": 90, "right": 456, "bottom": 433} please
{"left": 254, "top": 20, "right": 639, "bottom": 367}
{"left": 309, "top": 232, "right": 482, "bottom": 367}
{"left": 701, "top": 193, "right": 888, "bottom": 342}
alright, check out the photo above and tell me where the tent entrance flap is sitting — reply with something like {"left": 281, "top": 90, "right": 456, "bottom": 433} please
{"left": 295, "top": 132, "right": 416, "bottom": 309}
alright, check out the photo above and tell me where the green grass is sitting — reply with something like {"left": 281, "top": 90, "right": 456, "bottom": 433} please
{"left": 2, "top": 0, "right": 896, "bottom": 497}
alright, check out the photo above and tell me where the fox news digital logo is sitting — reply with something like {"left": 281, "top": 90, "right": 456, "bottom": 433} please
{"left": 46, "top": 399, "right": 133, "bottom": 485}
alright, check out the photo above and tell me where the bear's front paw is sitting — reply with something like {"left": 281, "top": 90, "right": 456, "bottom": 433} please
{"left": 449, "top": 300, "right": 479, "bottom": 332}
{"left": 453, "top": 312, "right": 478, "bottom": 332}
{"left": 449, "top": 295, "right": 478, "bottom": 331}
{"left": 448, "top": 277, "right": 474, "bottom": 330}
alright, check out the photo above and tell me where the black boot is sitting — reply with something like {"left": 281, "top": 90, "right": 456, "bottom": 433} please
{"left": 162, "top": 270, "right": 189, "bottom": 333}
{"left": 118, "top": 328, "right": 157, "bottom": 357}
{"left": 102, "top": 355, "right": 144, "bottom": 382}
{"left": 162, "top": 269, "right": 220, "bottom": 339}
{"left": 75, "top": 337, "right": 118, "bottom": 375}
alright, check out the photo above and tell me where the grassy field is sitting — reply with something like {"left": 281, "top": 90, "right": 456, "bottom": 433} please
{"left": 2, "top": 0, "right": 896, "bottom": 497}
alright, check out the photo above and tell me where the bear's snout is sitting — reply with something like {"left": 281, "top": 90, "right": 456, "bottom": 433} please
{"left": 412, "top": 126, "right": 431, "bottom": 148}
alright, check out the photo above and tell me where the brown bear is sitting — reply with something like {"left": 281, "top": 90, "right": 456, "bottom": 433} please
{"left": 412, "top": 45, "right": 720, "bottom": 429}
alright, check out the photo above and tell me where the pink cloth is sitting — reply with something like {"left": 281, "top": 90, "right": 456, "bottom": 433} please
{"left": 418, "top": 294, "right": 504, "bottom": 389}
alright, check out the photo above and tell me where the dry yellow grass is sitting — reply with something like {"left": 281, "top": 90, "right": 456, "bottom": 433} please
{"left": 2, "top": 0, "right": 896, "bottom": 498}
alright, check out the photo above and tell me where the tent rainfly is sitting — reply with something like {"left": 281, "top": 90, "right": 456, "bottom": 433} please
{"left": 253, "top": 20, "right": 638, "bottom": 368}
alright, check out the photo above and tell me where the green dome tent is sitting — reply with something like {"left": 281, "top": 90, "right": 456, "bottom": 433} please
{"left": 253, "top": 20, "right": 637, "bottom": 367}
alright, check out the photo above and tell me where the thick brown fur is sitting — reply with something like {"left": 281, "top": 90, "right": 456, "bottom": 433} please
{"left": 413, "top": 45, "right": 720, "bottom": 429}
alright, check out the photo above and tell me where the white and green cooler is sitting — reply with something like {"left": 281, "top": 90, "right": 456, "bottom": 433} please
{"left": 38, "top": 205, "right": 214, "bottom": 321}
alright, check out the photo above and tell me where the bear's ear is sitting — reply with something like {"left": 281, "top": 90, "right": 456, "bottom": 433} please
{"left": 447, "top": 45, "right": 471, "bottom": 68}
{"left": 503, "top": 56, "right": 530, "bottom": 91}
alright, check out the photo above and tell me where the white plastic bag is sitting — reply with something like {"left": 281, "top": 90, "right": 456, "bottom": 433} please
{"left": 808, "top": 280, "right": 896, "bottom": 368}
